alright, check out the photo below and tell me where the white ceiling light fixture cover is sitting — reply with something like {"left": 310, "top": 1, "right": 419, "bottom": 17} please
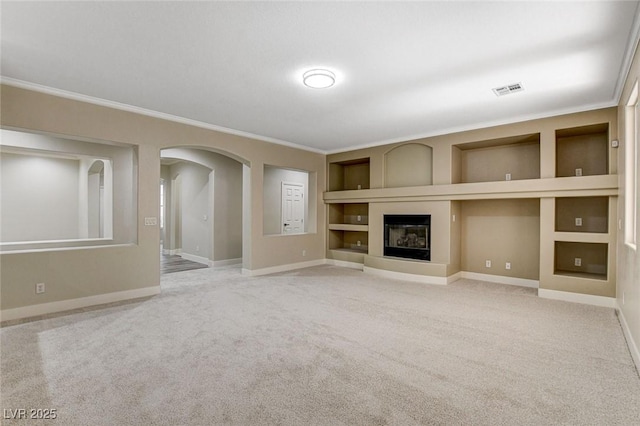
{"left": 303, "top": 69, "right": 336, "bottom": 89}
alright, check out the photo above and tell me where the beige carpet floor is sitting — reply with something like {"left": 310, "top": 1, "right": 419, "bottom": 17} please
{"left": 1, "top": 265, "right": 639, "bottom": 425}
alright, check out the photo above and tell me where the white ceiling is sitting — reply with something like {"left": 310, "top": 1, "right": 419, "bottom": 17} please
{"left": 2, "top": 1, "right": 639, "bottom": 154}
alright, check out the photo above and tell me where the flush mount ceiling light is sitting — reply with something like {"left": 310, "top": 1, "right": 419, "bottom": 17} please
{"left": 303, "top": 69, "right": 336, "bottom": 89}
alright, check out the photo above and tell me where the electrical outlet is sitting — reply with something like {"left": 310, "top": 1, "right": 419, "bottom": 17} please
{"left": 575, "top": 168, "right": 583, "bottom": 177}
{"left": 302, "top": 249, "right": 306, "bottom": 257}
{"left": 575, "top": 217, "right": 582, "bottom": 227}
{"left": 357, "top": 240, "right": 361, "bottom": 247}
{"left": 35, "top": 283, "right": 45, "bottom": 294}
{"left": 357, "top": 215, "right": 362, "bottom": 222}
{"left": 574, "top": 258, "right": 582, "bottom": 267}
{"left": 505, "top": 262, "right": 511, "bottom": 270}
{"left": 357, "top": 184, "right": 362, "bottom": 190}
{"left": 505, "top": 173, "right": 512, "bottom": 181}
{"left": 196, "top": 245, "right": 200, "bottom": 252}
{"left": 452, "top": 214, "right": 456, "bottom": 222}
{"left": 485, "top": 260, "right": 491, "bottom": 268}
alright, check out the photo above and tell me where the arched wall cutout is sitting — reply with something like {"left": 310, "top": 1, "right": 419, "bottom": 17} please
{"left": 384, "top": 143, "right": 433, "bottom": 188}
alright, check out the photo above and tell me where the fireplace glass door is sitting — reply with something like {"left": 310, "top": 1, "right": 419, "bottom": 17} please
{"left": 384, "top": 215, "right": 431, "bottom": 261}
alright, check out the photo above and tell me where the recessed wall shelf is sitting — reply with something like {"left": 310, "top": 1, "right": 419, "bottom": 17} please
{"left": 452, "top": 133, "right": 540, "bottom": 183}
{"left": 555, "top": 196, "right": 608, "bottom": 233}
{"left": 556, "top": 123, "right": 609, "bottom": 177}
{"left": 554, "top": 241, "right": 608, "bottom": 280}
{"left": 328, "top": 158, "right": 370, "bottom": 191}
{"left": 325, "top": 108, "right": 617, "bottom": 298}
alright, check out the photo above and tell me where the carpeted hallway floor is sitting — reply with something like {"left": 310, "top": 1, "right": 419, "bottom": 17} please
{"left": 1, "top": 265, "right": 639, "bottom": 425}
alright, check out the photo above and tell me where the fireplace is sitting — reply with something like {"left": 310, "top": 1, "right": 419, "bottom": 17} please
{"left": 384, "top": 215, "right": 431, "bottom": 261}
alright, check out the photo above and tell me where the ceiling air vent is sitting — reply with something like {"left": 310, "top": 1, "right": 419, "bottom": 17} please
{"left": 492, "top": 82, "right": 524, "bottom": 97}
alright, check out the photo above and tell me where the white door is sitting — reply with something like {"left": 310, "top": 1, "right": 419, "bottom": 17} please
{"left": 281, "top": 182, "right": 304, "bottom": 234}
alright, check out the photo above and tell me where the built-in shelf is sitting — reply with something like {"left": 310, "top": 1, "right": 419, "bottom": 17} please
{"left": 330, "top": 247, "right": 368, "bottom": 255}
{"left": 325, "top": 109, "right": 617, "bottom": 299}
{"left": 328, "top": 224, "right": 369, "bottom": 232}
{"left": 328, "top": 158, "right": 370, "bottom": 191}
{"left": 328, "top": 203, "right": 368, "bottom": 224}
{"left": 554, "top": 241, "right": 608, "bottom": 281}
{"left": 324, "top": 174, "right": 618, "bottom": 203}
{"left": 452, "top": 133, "right": 540, "bottom": 184}
{"left": 555, "top": 196, "right": 608, "bottom": 233}
{"left": 556, "top": 123, "right": 609, "bottom": 177}
{"left": 328, "top": 230, "right": 368, "bottom": 253}
{"left": 327, "top": 202, "right": 369, "bottom": 260}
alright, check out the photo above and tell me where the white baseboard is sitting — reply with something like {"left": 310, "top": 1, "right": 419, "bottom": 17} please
{"left": 617, "top": 305, "right": 640, "bottom": 372}
{"left": 447, "top": 272, "right": 462, "bottom": 284}
{"left": 180, "top": 252, "right": 210, "bottom": 266}
{"left": 162, "top": 248, "right": 181, "bottom": 255}
{"left": 210, "top": 257, "right": 242, "bottom": 267}
{"left": 242, "top": 259, "right": 327, "bottom": 277}
{"left": 0, "top": 286, "right": 161, "bottom": 322}
{"left": 326, "top": 259, "right": 364, "bottom": 270}
{"left": 460, "top": 272, "right": 540, "bottom": 289}
{"left": 538, "top": 289, "right": 617, "bottom": 308}
{"left": 363, "top": 266, "right": 448, "bottom": 285}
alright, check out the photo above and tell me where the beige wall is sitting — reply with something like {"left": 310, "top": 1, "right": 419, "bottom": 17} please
{"left": 460, "top": 199, "right": 540, "bottom": 280}
{"left": 369, "top": 201, "right": 452, "bottom": 265}
{"left": 328, "top": 107, "right": 617, "bottom": 287}
{"left": 328, "top": 107, "right": 617, "bottom": 187}
{"left": 384, "top": 143, "right": 433, "bottom": 188}
{"left": 617, "top": 38, "right": 640, "bottom": 362}
{"left": 1, "top": 152, "right": 80, "bottom": 241}
{"left": 161, "top": 148, "right": 243, "bottom": 262}
{"left": 0, "top": 85, "right": 325, "bottom": 314}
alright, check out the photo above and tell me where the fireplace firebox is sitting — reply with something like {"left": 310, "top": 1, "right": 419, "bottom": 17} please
{"left": 384, "top": 215, "right": 431, "bottom": 261}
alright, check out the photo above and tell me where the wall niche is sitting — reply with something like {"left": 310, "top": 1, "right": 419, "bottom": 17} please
{"left": 384, "top": 143, "right": 433, "bottom": 188}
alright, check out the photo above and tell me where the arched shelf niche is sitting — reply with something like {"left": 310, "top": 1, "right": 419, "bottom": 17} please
{"left": 384, "top": 143, "right": 433, "bottom": 188}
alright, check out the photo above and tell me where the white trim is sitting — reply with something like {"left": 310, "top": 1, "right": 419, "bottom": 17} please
{"left": 447, "top": 271, "right": 463, "bottom": 284}
{"left": 617, "top": 305, "right": 640, "bottom": 372}
{"left": 1, "top": 77, "right": 620, "bottom": 158}
{"left": 0, "top": 286, "right": 161, "bottom": 322}
{"left": 162, "top": 248, "right": 181, "bottom": 256}
{"left": 460, "top": 272, "right": 539, "bottom": 289}
{"left": 614, "top": 1, "right": 640, "bottom": 103}
{"left": 538, "top": 289, "right": 617, "bottom": 308}
{"left": 210, "top": 258, "right": 242, "bottom": 267}
{"left": 326, "top": 259, "right": 364, "bottom": 271}
{"left": 325, "top": 101, "right": 616, "bottom": 155}
{"left": 180, "top": 252, "right": 210, "bottom": 266}
{"left": 242, "top": 259, "right": 327, "bottom": 277}
{"left": 0, "top": 77, "right": 325, "bottom": 155}
{"left": 363, "top": 266, "right": 448, "bottom": 285}
{"left": 1, "top": 242, "right": 133, "bottom": 255}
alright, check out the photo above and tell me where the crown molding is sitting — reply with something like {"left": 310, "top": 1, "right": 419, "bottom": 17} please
{"left": 0, "top": 77, "right": 327, "bottom": 155}
{"left": 325, "top": 100, "right": 618, "bottom": 155}
{"left": 614, "top": 1, "right": 640, "bottom": 104}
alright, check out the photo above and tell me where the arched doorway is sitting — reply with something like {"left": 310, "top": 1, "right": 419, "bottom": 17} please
{"left": 159, "top": 147, "right": 248, "bottom": 274}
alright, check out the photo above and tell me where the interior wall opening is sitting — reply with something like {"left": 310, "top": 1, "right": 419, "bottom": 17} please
{"left": 160, "top": 147, "right": 245, "bottom": 273}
